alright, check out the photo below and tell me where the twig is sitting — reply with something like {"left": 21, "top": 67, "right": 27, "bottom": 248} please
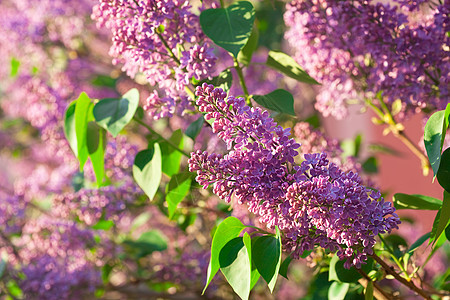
{"left": 133, "top": 117, "right": 190, "bottom": 157}
{"left": 371, "top": 253, "right": 432, "bottom": 300}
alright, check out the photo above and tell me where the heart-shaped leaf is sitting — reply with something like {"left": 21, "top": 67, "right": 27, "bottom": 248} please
{"left": 166, "top": 172, "right": 192, "bottom": 218}
{"left": 253, "top": 89, "right": 295, "bottom": 116}
{"left": 93, "top": 88, "right": 139, "bottom": 137}
{"left": 200, "top": 1, "right": 255, "bottom": 57}
{"left": 74, "top": 92, "right": 93, "bottom": 169}
{"left": 219, "top": 237, "right": 252, "bottom": 300}
{"left": 424, "top": 104, "right": 450, "bottom": 176}
{"left": 133, "top": 143, "right": 162, "bottom": 200}
{"left": 252, "top": 228, "right": 282, "bottom": 292}
{"left": 203, "top": 217, "right": 246, "bottom": 293}
{"left": 393, "top": 193, "right": 442, "bottom": 210}
{"left": 266, "top": 50, "right": 319, "bottom": 84}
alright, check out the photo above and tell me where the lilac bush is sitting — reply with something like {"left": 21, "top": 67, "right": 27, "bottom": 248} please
{"left": 0, "top": 0, "right": 449, "bottom": 299}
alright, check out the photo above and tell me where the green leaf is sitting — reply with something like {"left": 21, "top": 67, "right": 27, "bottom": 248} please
{"left": 91, "top": 74, "right": 117, "bottom": 88}
{"left": 133, "top": 143, "right": 162, "bottom": 200}
{"left": 202, "top": 69, "right": 233, "bottom": 92}
{"left": 185, "top": 116, "right": 204, "bottom": 140}
{"left": 0, "top": 258, "right": 6, "bottom": 279}
{"left": 365, "top": 281, "right": 374, "bottom": 300}
{"left": 237, "top": 25, "right": 259, "bottom": 66}
{"left": 407, "top": 232, "right": 431, "bottom": 254}
{"left": 92, "top": 219, "right": 114, "bottom": 231}
{"left": 161, "top": 129, "right": 184, "bottom": 177}
{"left": 204, "top": 217, "right": 246, "bottom": 293}
{"left": 252, "top": 228, "right": 282, "bottom": 292}
{"left": 437, "top": 147, "right": 450, "bottom": 193}
{"left": 252, "top": 89, "right": 295, "bottom": 116}
{"left": 200, "top": 1, "right": 255, "bottom": 57}
{"left": 435, "top": 190, "right": 450, "bottom": 244}
{"left": 243, "top": 232, "right": 260, "bottom": 290}
{"left": 219, "top": 237, "right": 252, "bottom": 300}
{"left": 166, "top": 172, "right": 192, "bottom": 218}
{"left": 279, "top": 255, "right": 293, "bottom": 279}
{"left": 64, "top": 101, "right": 79, "bottom": 156}
{"left": 424, "top": 104, "right": 450, "bottom": 177}
{"left": 123, "top": 230, "right": 168, "bottom": 259}
{"left": 329, "top": 255, "right": 360, "bottom": 283}
{"left": 328, "top": 281, "right": 349, "bottom": 300}
{"left": 393, "top": 193, "right": 442, "bottom": 210}
{"left": 362, "top": 156, "right": 378, "bottom": 174}
{"left": 86, "top": 122, "right": 106, "bottom": 186}
{"left": 329, "top": 255, "right": 373, "bottom": 283}
{"left": 446, "top": 223, "right": 450, "bottom": 241}
{"left": 266, "top": 50, "right": 319, "bottom": 84}
{"left": 10, "top": 57, "right": 20, "bottom": 77}
{"left": 93, "top": 88, "right": 140, "bottom": 137}
{"left": 74, "top": 92, "right": 93, "bottom": 169}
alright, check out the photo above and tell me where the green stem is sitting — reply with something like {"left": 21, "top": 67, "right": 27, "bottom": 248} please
{"left": 133, "top": 117, "right": 190, "bottom": 157}
{"left": 233, "top": 58, "right": 251, "bottom": 106}
{"left": 219, "top": 0, "right": 225, "bottom": 7}
{"left": 156, "top": 32, "right": 180, "bottom": 65}
{"left": 366, "top": 98, "right": 431, "bottom": 172}
{"left": 378, "top": 234, "right": 411, "bottom": 280}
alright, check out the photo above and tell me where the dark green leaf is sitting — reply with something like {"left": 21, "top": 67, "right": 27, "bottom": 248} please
{"left": 266, "top": 50, "right": 319, "bottom": 84}
{"left": 74, "top": 92, "right": 93, "bottom": 169}
{"left": 166, "top": 172, "right": 192, "bottom": 218}
{"left": 102, "top": 263, "right": 114, "bottom": 283}
{"left": 253, "top": 89, "right": 295, "bottom": 116}
{"left": 92, "top": 219, "right": 114, "bottom": 231}
{"left": 329, "top": 255, "right": 360, "bottom": 283}
{"left": 329, "top": 255, "right": 374, "bottom": 283}
{"left": 200, "top": 1, "right": 255, "bottom": 57}
{"left": 407, "top": 232, "right": 431, "bottom": 254}
{"left": 252, "top": 228, "right": 282, "bottom": 292}
{"left": 328, "top": 281, "right": 349, "bottom": 300}
{"left": 362, "top": 156, "right": 378, "bottom": 174}
{"left": 202, "top": 69, "right": 233, "bottom": 92}
{"left": 64, "top": 101, "right": 78, "bottom": 156}
{"left": 365, "top": 281, "right": 374, "bottom": 300}
{"left": 219, "top": 237, "right": 252, "bottom": 300}
{"left": 185, "top": 116, "right": 205, "bottom": 140}
{"left": 133, "top": 143, "right": 162, "bottom": 200}
{"left": 437, "top": 147, "right": 450, "bottom": 192}
{"left": 10, "top": 57, "right": 20, "bottom": 77}
{"left": 161, "top": 129, "right": 184, "bottom": 176}
{"left": 243, "top": 232, "right": 260, "bottom": 290}
{"left": 86, "top": 122, "right": 106, "bottom": 186}
{"left": 393, "top": 193, "right": 442, "bottom": 210}
{"left": 446, "top": 223, "right": 450, "bottom": 241}
{"left": 204, "top": 217, "right": 246, "bottom": 293}
{"left": 237, "top": 26, "right": 259, "bottom": 65}
{"left": 93, "top": 88, "right": 140, "bottom": 137}
{"left": 123, "top": 230, "right": 168, "bottom": 259}
{"left": 91, "top": 74, "right": 117, "bottom": 88}
{"left": 434, "top": 190, "right": 450, "bottom": 244}
{"left": 424, "top": 104, "right": 450, "bottom": 176}
{"left": 0, "top": 258, "right": 6, "bottom": 279}
{"left": 279, "top": 255, "right": 293, "bottom": 279}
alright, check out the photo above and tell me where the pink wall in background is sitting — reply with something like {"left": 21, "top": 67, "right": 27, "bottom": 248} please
{"left": 324, "top": 110, "right": 442, "bottom": 235}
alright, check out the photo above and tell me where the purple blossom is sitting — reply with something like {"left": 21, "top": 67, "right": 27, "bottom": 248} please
{"left": 92, "top": 0, "right": 217, "bottom": 119}
{"left": 189, "top": 84, "right": 400, "bottom": 268}
{"left": 284, "top": 0, "right": 449, "bottom": 119}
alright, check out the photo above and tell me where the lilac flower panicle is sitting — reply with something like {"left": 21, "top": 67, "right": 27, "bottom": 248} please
{"left": 189, "top": 84, "right": 400, "bottom": 268}
{"left": 284, "top": 0, "right": 449, "bottom": 119}
{"left": 92, "top": 0, "right": 217, "bottom": 119}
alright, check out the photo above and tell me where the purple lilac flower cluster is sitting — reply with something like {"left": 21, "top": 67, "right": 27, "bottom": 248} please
{"left": 284, "top": 0, "right": 449, "bottom": 119}
{"left": 92, "top": 0, "right": 217, "bottom": 119}
{"left": 189, "top": 84, "right": 400, "bottom": 268}
{"left": 17, "top": 218, "right": 103, "bottom": 300}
